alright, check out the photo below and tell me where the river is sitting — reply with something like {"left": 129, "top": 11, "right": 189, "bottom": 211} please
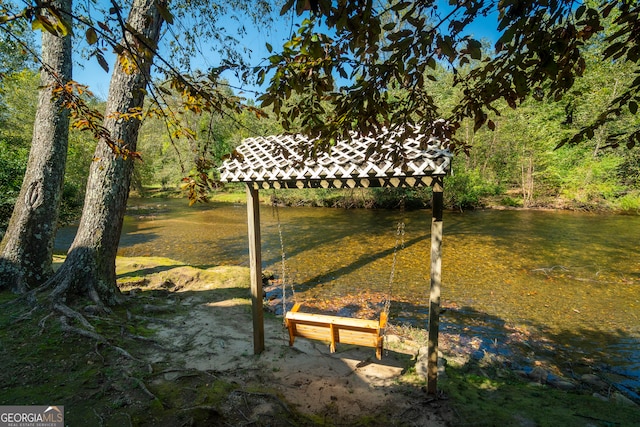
{"left": 54, "top": 198, "right": 640, "bottom": 399}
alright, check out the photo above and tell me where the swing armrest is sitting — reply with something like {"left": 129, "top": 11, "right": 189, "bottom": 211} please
{"left": 379, "top": 311, "right": 388, "bottom": 329}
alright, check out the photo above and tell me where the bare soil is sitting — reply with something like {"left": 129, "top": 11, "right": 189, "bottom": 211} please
{"left": 114, "top": 258, "right": 453, "bottom": 426}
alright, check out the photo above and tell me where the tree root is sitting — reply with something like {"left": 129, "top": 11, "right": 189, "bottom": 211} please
{"left": 54, "top": 304, "right": 141, "bottom": 362}
{"left": 10, "top": 305, "right": 39, "bottom": 325}
{"left": 59, "top": 316, "right": 106, "bottom": 342}
{"left": 122, "top": 330, "right": 160, "bottom": 345}
{"left": 54, "top": 302, "right": 95, "bottom": 330}
{"left": 128, "top": 376, "right": 158, "bottom": 401}
{"left": 112, "top": 345, "right": 141, "bottom": 362}
{"left": 228, "top": 390, "right": 292, "bottom": 415}
{"left": 38, "top": 312, "right": 54, "bottom": 331}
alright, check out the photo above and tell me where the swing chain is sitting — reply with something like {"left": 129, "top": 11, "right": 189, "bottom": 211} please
{"left": 385, "top": 220, "right": 405, "bottom": 316}
{"left": 272, "top": 193, "right": 293, "bottom": 319}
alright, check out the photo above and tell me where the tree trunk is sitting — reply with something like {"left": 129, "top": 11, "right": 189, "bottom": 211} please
{"left": 521, "top": 150, "right": 534, "bottom": 208}
{"left": 0, "top": 0, "right": 72, "bottom": 293}
{"left": 45, "top": 0, "right": 165, "bottom": 307}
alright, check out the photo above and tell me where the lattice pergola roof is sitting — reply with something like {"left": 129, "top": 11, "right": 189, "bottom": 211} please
{"left": 219, "top": 129, "right": 453, "bottom": 189}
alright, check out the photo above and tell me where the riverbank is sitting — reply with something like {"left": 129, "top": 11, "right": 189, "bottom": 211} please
{"left": 1, "top": 257, "right": 637, "bottom": 426}
{"left": 138, "top": 185, "right": 640, "bottom": 214}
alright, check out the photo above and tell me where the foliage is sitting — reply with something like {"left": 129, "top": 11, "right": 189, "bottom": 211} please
{"left": 444, "top": 167, "right": 501, "bottom": 210}
{"left": 0, "top": 5, "right": 34, "bottom": 75}
{"left": 0, "top": 69, "right": 36, "bottom": 231}
{"left": 135, "top": 83, "right": 281, "bottom": 201}
{"left": 0, "top": 70, "right": 97, "bottom": 230}
{"left": 0, "top": 141, "right": 27, "bottom": 232}
{"left": 615, "top": 191, "right": 640, "bottom": 213}
{"left": 260, "top": 0, "right": 640, "bottom": 158}
{"left": 0, "top": 69, "right": 38, "bottom": 146}
{"left": 559, "top": 152, "right": 624, "bottom": 207}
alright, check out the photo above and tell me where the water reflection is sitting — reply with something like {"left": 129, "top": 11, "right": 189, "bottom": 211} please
{"left": 54, "top": 198, "right": 640, "bottom": 395}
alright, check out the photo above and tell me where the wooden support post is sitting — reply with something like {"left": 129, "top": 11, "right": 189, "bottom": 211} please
{"left": 246, "top": 184, "right": 264, "bottom": 354}
{"left": 427, "top": 178, "right": 444, "bottom": 395}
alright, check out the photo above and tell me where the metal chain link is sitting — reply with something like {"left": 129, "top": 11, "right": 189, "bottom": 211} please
{"left": 272, "top": 191, "right": 294, "bottom": 320}
{"left": 385, "top": 221, "right": 405, "bottom": 316}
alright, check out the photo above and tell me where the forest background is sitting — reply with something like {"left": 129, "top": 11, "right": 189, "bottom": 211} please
{"left": 2, "top": 6, "right": 640, "bottom": 236}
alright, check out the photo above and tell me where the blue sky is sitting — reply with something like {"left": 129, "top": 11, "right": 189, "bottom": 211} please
{"left": 73, "top": 9, "right": 295, "bottom": 100}
{"left": 74, "top": 3, "right": 501, "bottom": 101}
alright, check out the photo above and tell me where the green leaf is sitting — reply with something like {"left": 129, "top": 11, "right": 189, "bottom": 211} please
{"left": 602, "top": 42, "right": 626, "bottom": 60}
{"left": 266, "top": 42, "right": 273, "bottom": 53}
{"left": 86, "top": 27, "right": 98, "bottom": 45}
{"left": 391, "top": 2, "right": 411, "bottom": 12}
{"left": 468, "top": 39, "right": 482, "bottom": 60}
{"left": 96, "top": 53, "right": 109, "bottom": 73}
{"left": 387, "top": 29, "right": 412, "bottom": 42}
{"left": 155, "top": 1, "right": 174, "bottom": 25}
{"left": 269, "top": 54, "right": 283, "bottom": 64}
{"left": 438, "top": 37, "right": 456, "bottom": 61}
{"left": 630, "top": 101, "right": 638, "bottom": 115}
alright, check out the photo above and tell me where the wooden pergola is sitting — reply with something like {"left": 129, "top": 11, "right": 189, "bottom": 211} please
{"left": 219, "top": 129, "right": 452, "bottom": 393}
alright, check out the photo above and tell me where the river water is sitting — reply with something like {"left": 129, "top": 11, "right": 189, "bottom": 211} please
{"left": 54, "top": 198, "right": 640, "bottom": 398}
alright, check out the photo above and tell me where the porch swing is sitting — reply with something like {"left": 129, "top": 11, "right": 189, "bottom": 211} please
{"left": 273, "top": 194, "right": 405, "bottom": 360}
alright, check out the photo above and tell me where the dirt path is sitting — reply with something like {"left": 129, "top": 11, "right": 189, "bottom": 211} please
{"left": 117, "top": 261, "right": 452, "bottom": 425}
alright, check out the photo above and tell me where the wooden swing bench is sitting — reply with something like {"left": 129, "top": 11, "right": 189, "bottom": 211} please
{"left": 284, "top": 303, "right": 388, "bottom": 360}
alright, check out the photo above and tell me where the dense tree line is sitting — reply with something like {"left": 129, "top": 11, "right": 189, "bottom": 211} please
{"left": 2, "top": 25, "right": 639, "bottom": 225}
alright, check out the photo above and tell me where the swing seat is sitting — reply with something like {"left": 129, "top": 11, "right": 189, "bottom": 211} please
{"left": 284, "top": 303, "right": 388, "bottom": 360}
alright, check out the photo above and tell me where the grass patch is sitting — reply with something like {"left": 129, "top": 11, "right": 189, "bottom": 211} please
{"left": 443, "top": 363, "right": 639, "bottom": 426}
{"left": 0, "top": 258, "right": 314, "bottom": 426}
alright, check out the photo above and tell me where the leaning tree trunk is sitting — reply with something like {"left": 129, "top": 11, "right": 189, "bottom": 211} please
{"left": 0, "top": 0, "right": 72, "bottom": 293}
{"left": 46, "top": 0, "right": 165, "bottom": 307}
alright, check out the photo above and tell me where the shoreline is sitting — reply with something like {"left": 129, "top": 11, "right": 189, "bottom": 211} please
{"left": 135, "top": 188, "right": 640, "bottom": 216}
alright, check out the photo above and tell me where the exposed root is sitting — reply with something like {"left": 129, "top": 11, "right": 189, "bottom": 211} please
{"left": 38, "top": 312, "right": 54, "bottom": 332}
{"left": 128, "top": 376, "right": 158, "bottom": 401}
{"left": 59, "top": 316, "right": 106, "bottom": 342}
{"left": 92, "top": 409, "right": 104, "bottom": 427}
{"left": 112, "top": 345, "right": 141, "bottom": 362}
{"left": 54, "top": 302, "right": 95, "bottom": 331}
{"left": 228, "top": 390, "right": 292, "bottom": 415}
{"left": 10, "top": 305, "right": 39, "bottom": 324}
{"left": 122, "top": 330, "right": 159, "bottom": 345}
{"left": 531, "top": 265, "right": 569, "bottom": 276}
{"left": 94, "top": 342, "right": 106, "bottom": 363}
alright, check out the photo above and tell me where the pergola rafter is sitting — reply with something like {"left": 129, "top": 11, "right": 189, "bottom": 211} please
{"left": 218, "top": 129, "right": 452, "bottom": 394}
{"left": 219, "top": 129, "right": 452, "bottom": 189}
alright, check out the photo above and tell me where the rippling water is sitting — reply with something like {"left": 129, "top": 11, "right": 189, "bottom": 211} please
{"left": 55, "top": 198, "right": 640, "bottom": 398}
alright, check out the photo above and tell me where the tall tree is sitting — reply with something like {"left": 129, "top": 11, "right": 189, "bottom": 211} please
{"left": 43, "top": 0, "right": 165, "bottom": 307}
{"left": 0, "top": 0, "right": 72, "bottom": 292}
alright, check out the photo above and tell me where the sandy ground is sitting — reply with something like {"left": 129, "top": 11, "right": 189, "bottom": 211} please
{"left": 118, "top": 262, "right": 451, "bottom": 425}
